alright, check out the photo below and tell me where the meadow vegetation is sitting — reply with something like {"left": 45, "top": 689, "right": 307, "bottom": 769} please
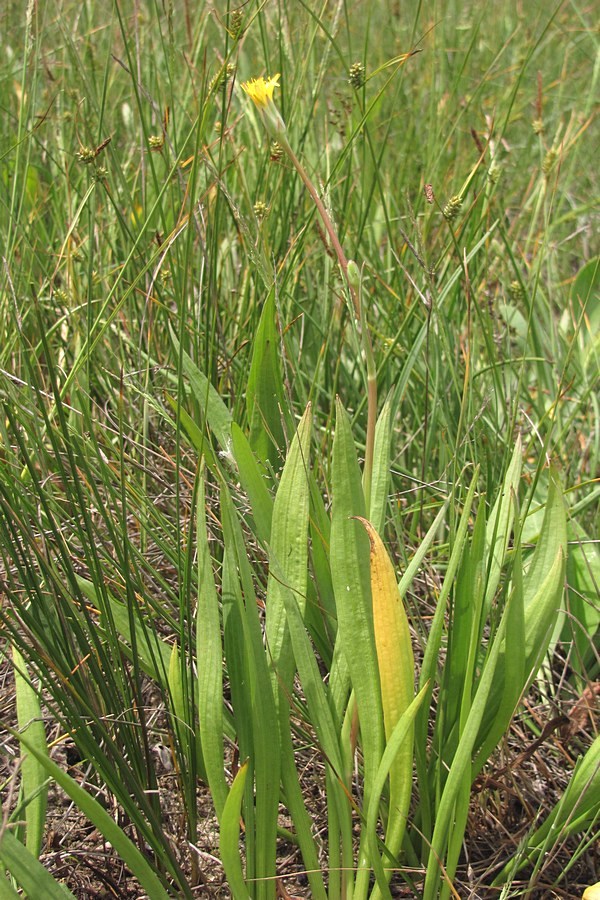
{"left": 0, "top": 0, "right": 598, "bottom": 896}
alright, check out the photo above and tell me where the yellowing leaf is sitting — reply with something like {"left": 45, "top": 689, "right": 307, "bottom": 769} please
{"left": 356, "top": 516, "right": 415, "bottom": 888}
{"left": 356, "top": 516, "right": 413, "bottom": 737}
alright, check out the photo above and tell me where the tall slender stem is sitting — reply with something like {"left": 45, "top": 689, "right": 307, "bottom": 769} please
{"left": 281, "top": 136, "right": 378, "bottom": 508}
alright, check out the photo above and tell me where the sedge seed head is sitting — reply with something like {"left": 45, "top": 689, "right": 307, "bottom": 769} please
{"left": 253, "top": 200, "right": 269, "bottom": 219}
{"left": 488, "top": 161, "right": 501, "bottom": 185}
{"left": 443, "top": 195, "right": 463, "bottom": 221}
{"left": 269, "top": 140, "right": 284, "bottom": 162}
{"left": 542, "top": 147, "right": 558, "bottom": 176}
{"left": 348, "top": 62, "right": 365, "bottom": 89}
{"left": 508, "top": 280, "right": 524, "bottom": 301}
{"left": 77, "top": 146, "right": 96, "bottom": 164}
{"left": 229, "top": 9, "right": 244, "bottom": 40}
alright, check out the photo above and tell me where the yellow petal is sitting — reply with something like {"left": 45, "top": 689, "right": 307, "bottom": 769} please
{"left": 583, "top": 884, "right": 600, "bottom": 900}
{"left": 241, "top": 74, "right": 280, "bottom": 109}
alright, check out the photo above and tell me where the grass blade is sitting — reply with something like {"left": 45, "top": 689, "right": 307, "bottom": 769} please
{"left": 0, "top": 828, "right": 75, "bottom": 899}
{"left": 220, "top": 761, "right": 252, "bottom": 900}
{"left": 12, "top": 646, "right": 48, "bottom": 858}
{"left": 5, "top": 728, "right": 171, "bottom": 899}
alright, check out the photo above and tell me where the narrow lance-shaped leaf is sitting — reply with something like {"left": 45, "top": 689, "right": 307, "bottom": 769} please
{"left": 493, "top": 733, "right": 600, "bottom": 886}
{"left": 220, "top": 486, "right": 280, "bottom": 898}
{"left": 265, "top": 403, "right": 312, "bottom": 697}
{"left": 0, "top": 828, "right": 75, "bottom": 899}
{"left": 366, "top": 686, "right": 429, "bottom": 900}
{"left": 12, "top": 646, "right": 48, "bottom": 859}
{"left": 474, "top": 467, "right": 567, "bottom": 770}
{"left": 330, "top": 399, "right": 384, "bottom": 805}
{"left": 263, "top": 405, "right": 327, "bottom": 900}
{"left": 368, "top": 394, "right": 393, "bottom": 536}
{"left": 170, "top": 328, "right": 233, "bottom": 452}
{"left": 356, "top": 517, "right": 414, "bottom": 892}
{"left": 196, "top": 473, "right": 228, "bottom": 820}
{"left": 423, "top": 604, "right": 510, "bottom": 900}
{"left": 246, "top": 288, "right": 291, "bottom": 468}
{"left": 5, "top": 728, "right": 172, "bottom": 899}
{"left": 483, "top": 437, "right": 522, "bottom": 613}
{"left": 231, "top": 421, "right": 273, "bottom": 545}
{"left": 219, "top": 761, "right": 252, "bottom": 900}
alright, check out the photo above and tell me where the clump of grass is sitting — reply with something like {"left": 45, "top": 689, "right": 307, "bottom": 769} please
{"left": 0, "top": 1, "right": 598, "bottom": 897}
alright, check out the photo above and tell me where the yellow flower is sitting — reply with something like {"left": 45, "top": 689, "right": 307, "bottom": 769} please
{"left": 241, "top": 74, "right": 280, "bottom": 108}
{"left": 241, "top": 74, "right": 286, "bottom": 137}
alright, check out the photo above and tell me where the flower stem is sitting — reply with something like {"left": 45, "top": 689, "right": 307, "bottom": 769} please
{"left": 280, "top": 136, "right": 378, "bottom": 508}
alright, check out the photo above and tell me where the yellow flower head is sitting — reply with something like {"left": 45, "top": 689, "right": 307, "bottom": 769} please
{"left": 241, "top": 74, "right": 286, "bottom": 138}
{"left": 241, "top": 74, "right": 280, "bottom": 109}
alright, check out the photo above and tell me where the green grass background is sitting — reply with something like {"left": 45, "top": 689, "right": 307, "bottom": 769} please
{"left": 0, "top": 0, "right": 598, "bottom": 897}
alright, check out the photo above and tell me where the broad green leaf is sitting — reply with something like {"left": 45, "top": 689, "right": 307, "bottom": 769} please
{"left": 328, "top": 640, "right": 352, "bottom": 728}
{"left": 12, "top": 645, "right": 48, "bottom": 858}
{"left": 220, "top": 537, "right": 259, "bottom": 884}
{"left": 268, "top": 549, "right": 350, "bottom": 899}
{"left": 170, "top": 328, "right": 233, "bottom": 451}
{"left": 0, "top": 871, "right": 22, "bottom": 899}
{"left": 484, "top": 437, "right": 522, "bottom": 612}
{"left": 330, "top": 400, "right": 384, "bottom": 802}
{"left": 167, "top": 639, "right": 184, "bottom": 733}
{"left": 440, "top": 498, "right": 487, "bottom": 763}
{"left": 569, "top": 256, "right": 600, "bottom": 372}
{"left": 495, "top": 518, "right": 525, "bottom": 738}
{"left": 196, "top": 474, "right": 227, "bottom": 820}
{"left": 423, "top": 594, "right": 510, "bottom": 900}
{"left": 231, "top": 421, "right": 273, "bottom": 545}
{"left": 368, "top": 394, "right": 393, "bottom": 535}
{"left": 522, "top": 467, "right": 567, "bottom": 612}
{"left": 563, "top": 520, "right": 600, "bottom": 673}
{"left": 415, "top": 472, "right": 478, "bottom": 845}
{"left": 220, "top": 486, "right": 280, "bottom": 898}
{"left": 263, "top": 405, "right": 327, "bottom": 900}
{"left": 245, "top": 288, "right": 290, "bottom": 467}
{"left": 306, "top": 472, "right": 337, "bottom": 655}
{"left": 265, "top": 404, "right": 312, "bottom": 696}
{"left": 330, "top": 401, "right": 385, "bottom": 898}
{"left": 474, "top": 470, "right": 566, "bottom": 773}
{"left": 220, "top": 761, "right": 252, "bottom": 900}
